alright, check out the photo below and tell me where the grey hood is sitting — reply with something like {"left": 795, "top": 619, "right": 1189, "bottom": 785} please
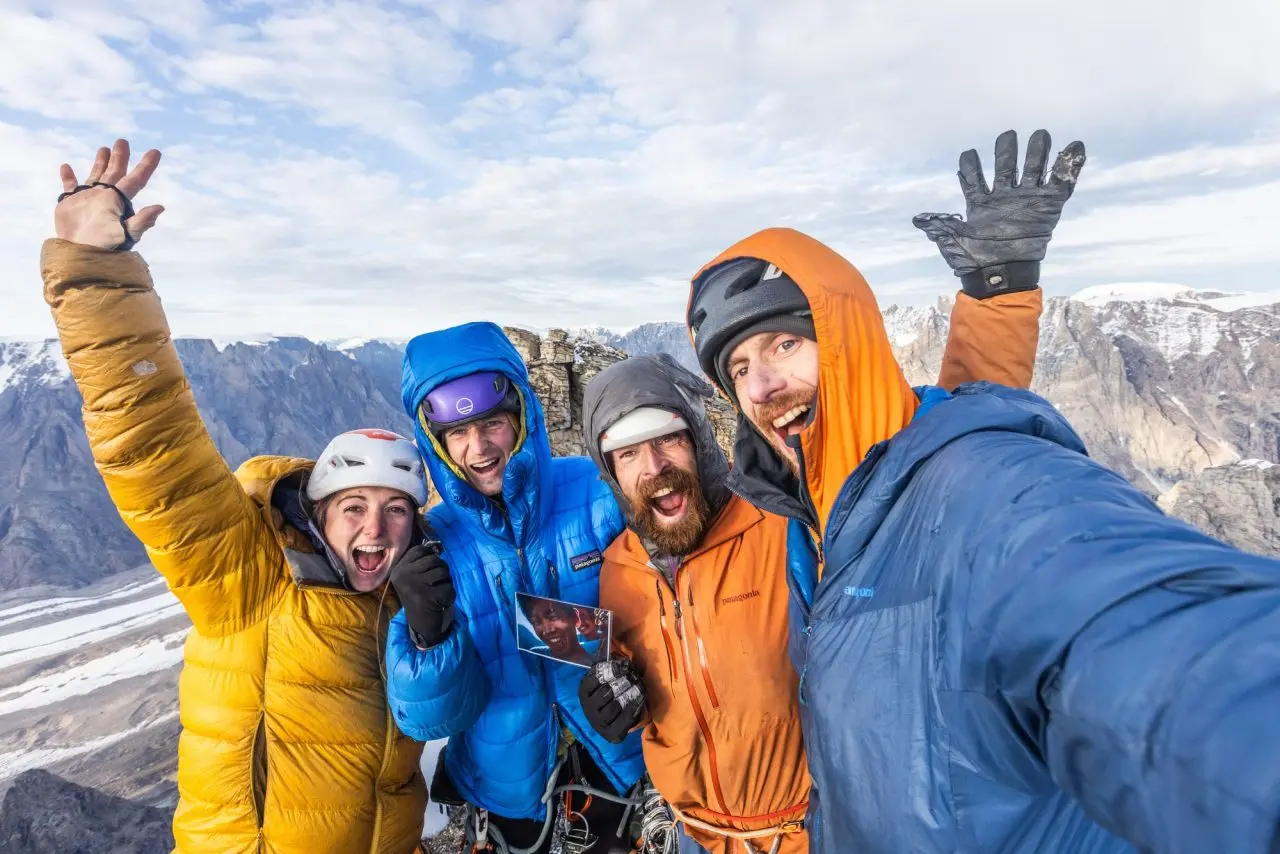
{"left": 582, "top": 352, "right": 732, "bottom": 528}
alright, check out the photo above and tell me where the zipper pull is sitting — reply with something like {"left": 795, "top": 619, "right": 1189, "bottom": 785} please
{"left": 673, "top": 598, "right": 684, "bottom": 639}
{"left": 798, "top": 667, "right": 808, "bottom": 706}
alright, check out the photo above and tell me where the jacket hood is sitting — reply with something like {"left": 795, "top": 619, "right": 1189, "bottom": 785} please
{"left": 234, "top": 454, "right": 353, "bottom": 590}
{"left": 691, "top": 227, "right": 917, "bottom": 534}
{"left": 582, "top": 354, "right": 732, "bottom": 550}
{"left": 400, "top": 321, "right": 553, "bottom": 541}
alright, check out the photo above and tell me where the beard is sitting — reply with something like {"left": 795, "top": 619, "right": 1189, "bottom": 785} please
{"left": 622, "top": 464, "right": 712, "bottom": 558}
{"left": 752, "top": 387, "right": 816, "bottom": 478}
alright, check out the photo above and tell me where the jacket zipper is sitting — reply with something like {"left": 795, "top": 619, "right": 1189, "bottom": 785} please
{"left": 671, "top": 566, "right": 729, "bottom": 814}
{"left": 548, "top": 560, "right": 561, "bottom": 599}
{"left": 369, "top": 600, "right": 396, "bottom": 852}
{"left": 655, "top": 579, "right": 680, "bottom": 684}
{"left": 682, "top": 582, "right": 720, "bottom": 709}
{"left": 792, "top": 442, "right": 821, "bottom": 711}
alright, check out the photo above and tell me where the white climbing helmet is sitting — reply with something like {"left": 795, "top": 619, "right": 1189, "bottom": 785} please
{"left": 306, "top": 428, "right": 429, "bottom": 506}
{"left": 599, "top": 407, "right": 689, "bottom": 454}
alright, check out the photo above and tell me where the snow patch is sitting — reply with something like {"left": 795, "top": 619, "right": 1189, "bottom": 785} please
{"left": 0, "top": 577, "right": 164, "bottom": 630}
{"left": 207, "top": 336, "right": 277, "bottom": 353}
{"left": 1071, "top": 282, "right": 1199, "bottom": 306}
{"left": 0, "top": 630, "right": 187, "bottom": 716}
{"left": 419, "top": 739, "right": 450, "bottom": 837}
{"left": 1135, "top": 466, "right": 1176, "bottom": 495}
{"left": 0, "top": 711, "right": 179, "bottom": 781}
{"left": 1201, "top": 291, "right": 1280, "bottom": 312}
{"left": 1166, "top": 394, "right": 1196, "bottom": 423}
{"left": 0, "top": 591, "right": 183, "bottom": 670}
{"left": 881, "top": 304, "right": 940, "bottom": 348}
{"left": 1232, "top": 458, "right": 1275, "bottom": 470}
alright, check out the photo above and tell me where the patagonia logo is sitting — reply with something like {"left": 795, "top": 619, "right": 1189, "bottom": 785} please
{"left": 569, "top": 550, "right": 603, "bottom": 572}
{"left": 721, "top": 590, "right": 760, "bottom": 605}
{"left": 844, "top": 586, "right": 875, "bottom": 599}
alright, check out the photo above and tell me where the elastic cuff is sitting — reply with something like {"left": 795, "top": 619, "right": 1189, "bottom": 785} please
{"left": 960, "top": 261, "right": 1041, "bottom": 299}
{"left": 410, "top": 625, "right": 449, "bottom": 651}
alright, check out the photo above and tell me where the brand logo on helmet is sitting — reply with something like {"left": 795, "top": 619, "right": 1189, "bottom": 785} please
{"left": 762, "top": 263, "right": 784, "bottom": 281}
{"left": 456, "top": 397, "right": 474, "bottom": 416}
{"left": 350, "top": 428, "right": 402, "bottom": 441}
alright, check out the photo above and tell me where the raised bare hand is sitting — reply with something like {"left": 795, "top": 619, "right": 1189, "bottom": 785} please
{"left": 55, "top": 139, "right": 165, "bottom": 251}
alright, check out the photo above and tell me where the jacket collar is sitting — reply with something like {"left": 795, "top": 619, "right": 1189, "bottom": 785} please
{"left": 611, "top": 493, "right": 762, "bottom": 573}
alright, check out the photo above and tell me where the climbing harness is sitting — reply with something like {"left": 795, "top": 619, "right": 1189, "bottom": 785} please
{"left": 668, "top": 805, "right": 805, "bottom": 854}
{"left": 460, "top": 750, "right": 653, "bottom": 854}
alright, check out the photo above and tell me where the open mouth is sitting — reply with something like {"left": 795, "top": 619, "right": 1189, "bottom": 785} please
{"left": 544, "top": 631, "right": 568, "bottom": 651}
{"left": 469, "top": 457, "right": 501, "bottom": 477}
{"left": 353, "top": 544, "right": 390, "bottom": 575}
{"left": 770, "top": 402, "right": 812, "bottom": 445}
{"left": 647, "top": 486, "right": 689, "bottom": 524}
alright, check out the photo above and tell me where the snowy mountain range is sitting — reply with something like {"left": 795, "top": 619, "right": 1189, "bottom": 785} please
{"left": 1, "top": 283, "right": 1277, "bottom": 841}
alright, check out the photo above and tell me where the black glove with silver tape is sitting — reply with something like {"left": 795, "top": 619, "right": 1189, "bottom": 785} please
{"left": 913, "top": 129, "right": 1086, "bottom": 299}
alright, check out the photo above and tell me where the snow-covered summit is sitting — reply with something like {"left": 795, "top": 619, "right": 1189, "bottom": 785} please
{"left": 1071, "top": 282, "right": 1200, "bottom": 306}
{"left": 1071, "top": 282, "right": 1280, "bottom": 311}
{"left": 1061, "top": 282, "right": 1279, "bottom": 364}
{"left": 0, "top": 340, "right": 70, "bottom": 393}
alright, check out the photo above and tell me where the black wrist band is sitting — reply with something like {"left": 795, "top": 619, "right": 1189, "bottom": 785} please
{"left": 960, "top": 261, "right": 1041, "bottom": 299}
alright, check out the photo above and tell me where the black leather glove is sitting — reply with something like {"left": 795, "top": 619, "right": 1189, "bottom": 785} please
{"left": 579, "top": 659, "right": 645, "bottom": 744}
{"left": 913, "top": 129, "right": 1086, "bottom": 299}
{"left": 390, "top": 542, "right": 455, "bottom": 649}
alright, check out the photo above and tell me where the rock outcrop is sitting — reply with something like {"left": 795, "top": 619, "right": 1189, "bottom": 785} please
{"left": 0, "top": 769, "right": 173, "bottom": 854}
{"left": 1158, "top": 459, "right": 1280, "bottom": 557}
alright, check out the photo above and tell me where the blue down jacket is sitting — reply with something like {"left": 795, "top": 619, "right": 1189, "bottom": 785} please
{"left": 384, "top": 321, "right": 647, "bottom": 820}
{"left": 782, "top": 383, "right": 1280, "bottom": 853}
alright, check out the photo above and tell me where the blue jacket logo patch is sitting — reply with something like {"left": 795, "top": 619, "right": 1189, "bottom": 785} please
{"left": 844, "top": 586, "right": 875, "bottom": 598}
{"left": 570, "top": 550, "right": 603, "bottom": 572}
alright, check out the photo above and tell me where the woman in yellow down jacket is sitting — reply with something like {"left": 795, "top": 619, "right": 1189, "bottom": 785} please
{"left": 40, "top": 141, "right": 439, "bottom": 853}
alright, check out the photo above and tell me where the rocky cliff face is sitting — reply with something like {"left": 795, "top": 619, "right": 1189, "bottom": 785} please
{"left": 0, "top": 769, "right": 173, "bottom": 854}
{"left": 0, "top": 338, "right": 410, "bottom": 591}
{"left": 4, "top": 285, "right": 1277, "bottom": 593}
{"left": 600, "top": 288, "right": 1280, "bottom": 509}
{"left": 510, "top": 326, "right": 738, "bottom": 459}
{"left": 1158, "top": 459, "right": 1280, "bottom": 557}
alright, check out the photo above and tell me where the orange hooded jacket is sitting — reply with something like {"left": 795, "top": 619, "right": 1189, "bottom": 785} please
{"left": 588, "top": 250, "right": 1041, "bottom": 852}
{"left": 693, "top": 226, "right": 1041, "bottom": 536}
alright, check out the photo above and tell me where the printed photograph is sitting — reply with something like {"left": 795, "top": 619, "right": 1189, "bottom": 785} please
{"left": 515, "top": 592, "right": 611, "bottom": 669}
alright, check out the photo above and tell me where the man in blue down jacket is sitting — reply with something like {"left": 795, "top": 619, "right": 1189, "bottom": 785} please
{"left": 383, "top": 321, "right": 647, "bottom": 853}
{"left": 684, "top": 223, "right": 1280, "bottom": 854}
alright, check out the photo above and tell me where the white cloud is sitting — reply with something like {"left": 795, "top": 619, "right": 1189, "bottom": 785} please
{"left": 0, "top": 0, "right": 1278, "bottom": 342}
{"left": 179, "top": 1, "right": 472, "bottom": 161}
{"left": 0, "top": 10, "right": 156, "bottom": 126}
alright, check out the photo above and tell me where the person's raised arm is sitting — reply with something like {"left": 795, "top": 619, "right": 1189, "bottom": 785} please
{"left": 916, "top": 129, "right": 1086, "bottom": 390}
{"left": 42, "top": 139, "right": 282, "bottom": 635}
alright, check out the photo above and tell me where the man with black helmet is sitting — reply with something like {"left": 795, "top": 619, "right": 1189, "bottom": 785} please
{"left": 685, "top": 129, "right": 1280, "bottom": 854}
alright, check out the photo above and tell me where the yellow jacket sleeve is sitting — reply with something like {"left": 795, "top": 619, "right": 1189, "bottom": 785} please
{"left": 936, "top": 289, "right": 1043, "bottom": 391}
{"left": 41, "top": 238, "right": 283, "bottom": 635}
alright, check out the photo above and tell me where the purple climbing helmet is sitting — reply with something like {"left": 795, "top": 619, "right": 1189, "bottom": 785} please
{"left": 419, "top": 371, "right": 522, "bottom": 439}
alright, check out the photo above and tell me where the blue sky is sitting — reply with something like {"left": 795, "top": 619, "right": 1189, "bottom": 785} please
{"left": 2, "top": 0, "right": 1279, "bottom": 340}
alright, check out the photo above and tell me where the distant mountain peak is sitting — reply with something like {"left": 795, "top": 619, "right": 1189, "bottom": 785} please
{"left": 0, "top": 340, "right": 69, "bottom": 393}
